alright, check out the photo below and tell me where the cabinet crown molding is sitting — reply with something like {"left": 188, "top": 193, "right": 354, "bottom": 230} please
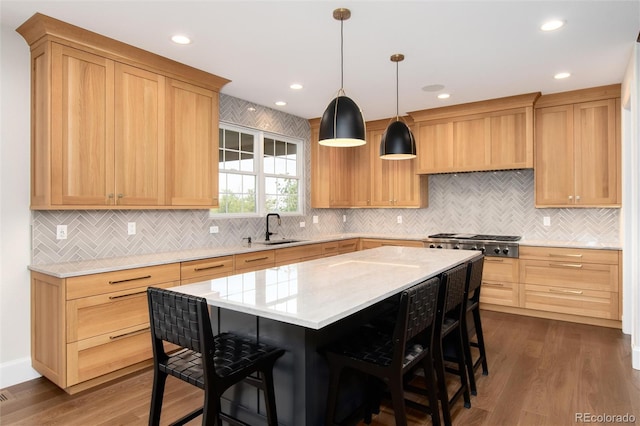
{"left": 408, "top": 92, "right": 541, "bottom": 122}
{"left": 534, "top": 84, "right": 621, "bottom": 108}
{"left": 16, "top": 12, "right": 230, "bottom": 92}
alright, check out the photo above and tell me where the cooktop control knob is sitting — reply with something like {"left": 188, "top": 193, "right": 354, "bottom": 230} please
{"left": 494, "top": 247, "right": 501, "bottom": 254}
{"left": 454, "top": 245, "right": 460, "bottom": 250}
{"left": 471, "top": 246, "right": 478, "bottom": 251}
{"left": 437, "top": 245, "right": 443, "bottom": 249}
{"left": 480, "top": 247, "right": 486, "bottom": 253}
{"left": 429, "top": 244, "right": 436, "bottom": 248}
{"left": 502, "top": 248, "right": 509, "bottom": 255}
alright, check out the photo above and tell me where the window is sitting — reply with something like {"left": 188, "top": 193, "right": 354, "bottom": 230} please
{"left": 212, "top": 123, "right": 303, "bottom": 216}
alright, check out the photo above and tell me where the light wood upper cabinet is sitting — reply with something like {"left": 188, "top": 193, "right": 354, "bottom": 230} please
{"left": 165, "top": 79, "right": 219, "bottom": 207}
{"left": 368, "top": 121, "right": 428, "bottom": 208}
{"left": 51, "top": 44, "right": 115, "bottom": 206}
{"left": 309, "top": 118, "right": 355, "bottom": 208}
{"left": 114, "top": 64, "right": 165, "bottom": 206}
{"left": 409, "top": 93, "right": 538, "bottom": 174}
{"left": 534, "top": 85, "right": 620, "bottom": 207}
{"left": 17, "top": 13, "right": 229, "bottom": 210}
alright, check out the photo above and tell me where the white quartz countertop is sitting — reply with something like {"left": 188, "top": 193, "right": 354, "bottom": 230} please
{"left": 28, "top": 232, "right": 621, "bottom": 278}
{"left": 170, "top": 246, "right": 482, "bottom": 330}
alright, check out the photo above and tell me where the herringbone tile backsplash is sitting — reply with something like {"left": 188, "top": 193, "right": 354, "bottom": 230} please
{"left": 31, "top": 95, "right": 621, "bottom": 264}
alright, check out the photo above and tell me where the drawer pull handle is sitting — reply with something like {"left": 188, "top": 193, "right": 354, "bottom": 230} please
{"left": 110, "top": 327, "right": 150, "bottom": 341}
{"left": 549, "top": 288, "right": 584, "bottom": 295}
{"left": 194, "top": 264, "right": 225, "bottom": 271}
{"left": 109, "top": 275, "right": 152, "bottom": 284}
{"left": 325, "top": 246, "right": 337, "bottom": 250}
{"left": 109, "top": 290, "right": 147, "bottom": 300}
{"left": 485, "top": 258, "right": 504, "bottom": 263}
{"left": 483, "top": 282, "right": 504, "bottom": 287}
{"left": 245, "top": 256, "right": 269, "bottom": 263}
{"left": 548, "top": 253, "right": 583, "bottom": 258}
{"left": 549, "top": 263, "right": 583, "bottom": 269}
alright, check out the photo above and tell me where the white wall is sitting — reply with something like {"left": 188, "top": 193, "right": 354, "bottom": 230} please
{"left": 621, "top": 42, "right": 640, "bottom": 370}
{"left": 0, "top": 24, "right": 39, "bottom": 388}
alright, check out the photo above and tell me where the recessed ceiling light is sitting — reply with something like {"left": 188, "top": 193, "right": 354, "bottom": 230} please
{"left": 171, "top": 34, "right": 191, "bottom": 45}
{"left": 275, "top": 101, "right": 287, "bottom": 106}
{"left": 422, "top": 84, "right": 445, "bottom": 92}
{"left": 290, "top": 83, "right": 303, "bottom": 90}
{"left": 437, "top": 93, "right": 451, "bottom": 99}
{"left": 554, "top": 72, "right": 571, "bottom": 79}
{"left": 541, "top": 20, "right": 565, "bottom": 31}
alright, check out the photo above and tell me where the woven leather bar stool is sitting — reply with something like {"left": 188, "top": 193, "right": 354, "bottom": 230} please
{"left": 434, "top": 263, "right": 472, "bottom": 426}
{"left": 462, "top": 255, "right": 488, "bottom": 395}
{"left": 322, "top": 276, "right": 442, "bottom": 426}
{"left": 147, "top": 287, "right": 285, "bottom": 426}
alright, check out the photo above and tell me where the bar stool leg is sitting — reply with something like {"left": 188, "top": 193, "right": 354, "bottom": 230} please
{"left": 148, "top": 369, "right": 167, "bottom": 426}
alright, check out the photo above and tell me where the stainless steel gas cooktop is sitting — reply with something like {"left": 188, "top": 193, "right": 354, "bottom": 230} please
{"left": 424, "top": 233, "right": 521, "bottom": 258}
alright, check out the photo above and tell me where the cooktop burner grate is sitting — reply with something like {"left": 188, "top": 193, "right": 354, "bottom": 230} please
{"left": 427, "top": 233, "right": 521, "bottom": 242}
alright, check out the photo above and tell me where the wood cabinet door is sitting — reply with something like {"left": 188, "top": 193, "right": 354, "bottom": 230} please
{"left": 393, "top": 157, "right": 424, "bottom": 207}
{"left": 369, "top": 129, "right": 394, "bottom": 207}
{"left": 351, "top": 143, "right": 372, "bottom": 207}
{"left": 51, "top": 44, "right": 114, "bottom": 205}
{"left": 490, "top": 109, "right": 532, "bottom": 169}
{"left": 114, "top": 64, "right": 165, "bottom": 206}
{"left": 573, "top": 99, "right": 619, "bottom": 206}
{"left": 534, "top": 105, "right": 575, "bottom": 207}
{"left": 416, "top": 121, "right": 454, "bottom": 173}
{"left": 453, "top": 116, "right": 490, "bottom": 170}
{"left": 329, "top": 147, "right": 353, "bottom": 207}
{"left": 310, "top": 122, "right": 331, "bottom": 208}
{"left": 166, "top": 79, "right": 218, "bottom": 207}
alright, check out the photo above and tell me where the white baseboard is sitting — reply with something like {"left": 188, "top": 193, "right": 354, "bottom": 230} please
{"left": 0, "top": 357, "right": 41, "bottom": 389}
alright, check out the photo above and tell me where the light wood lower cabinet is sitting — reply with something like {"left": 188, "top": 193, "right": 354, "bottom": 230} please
{"left": 180, "top": 255, "right": 234, "bottom": 284}
{"left": 275, "top": 243, "right": 325, "bottom": 266}
{"left": 359, "top": 238, "right": 425, "bottom": 250}
{"left": 517, "top": 246, "right": 621, "bottom": 326}
{"left": 322, "top": 239, "right": 360, "bottom": 256}
{"left": 31, "top": 263, "right": 181, "bottom": 394}
{"left": 234, "top": 250, "right": 276, "bottom": 272}
{"left": 480, "top": 257, "right": 519, "bottom": 307}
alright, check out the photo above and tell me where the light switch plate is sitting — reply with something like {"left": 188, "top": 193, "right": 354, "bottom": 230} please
{"left": 127, "top": 222, "right": 136, "bottom": 235}
{"left": 210, "top": 226, "right": 219, "bottom": 234}
{"left": 543, "top": 216, "right": 551, "bottom": 227}
{"left": 313, "top": 216, "right": 318, "bottom": 224}
{"left": 300, "top": 221, "right": 306, "bottom": 228}
{"left": 397, "top": 215, "right": 403, "bottom": 224}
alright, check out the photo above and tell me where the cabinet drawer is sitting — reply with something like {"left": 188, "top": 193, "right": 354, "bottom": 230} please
{"left": 234, "top": 250, "right": 275, "bottom": 272}
{"left": 181, "top": 256, "right": 234, "bottom": 282}
{"left": 323, "top": 239, "right": 360, "bottom": 256}
{"left": 66, "top": 263, "right": 180, "bottom": 300}
{"left": 519, "top": 246, "right": 619, "bottom": 264}
{"left": 66, "top": 324, "right": 153, "bottom": 385}
{"left": 360, "top": 238, "right": 423, "bottom": 250}
{"left": 275, "top": 244, "right": 324, "bottom": 266}
{"left": 483, "top": 257, "right": 518, "bottom": 283}
{"left": 480, "top": 280, "right": 519, "bottom": 307}
{"left": 522, "top": 284, "right": 618, "bottom": 320}
{"left": 66, "top": 281, "right": 177, "bottom": 342}
{"left": 519, "top": 259, "right": 618, "bottom": 292}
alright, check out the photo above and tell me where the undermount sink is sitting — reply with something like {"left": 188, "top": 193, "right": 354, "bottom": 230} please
{"left": 257, "top": 239, "right": 306, "bottom": 245}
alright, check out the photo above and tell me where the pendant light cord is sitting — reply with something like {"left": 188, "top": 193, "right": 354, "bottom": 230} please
{"left": 395, "top": 60, "right": 400, "bottom": 120}
{"left": 340, "top": 18, "right": 344, "bottom": 92}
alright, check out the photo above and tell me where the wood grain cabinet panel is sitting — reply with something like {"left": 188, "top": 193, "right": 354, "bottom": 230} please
{"left": 519, "top": 245, "right": 620, "bottom": 322}
{"left": 234, "top": 250, "right": 276, "bottom": 272}
{"left": 30, "top": 262, "right": 180, "bottom": 393}
{"left": 322, "top": 239, "right": 360, "bottom": 256}
{"left": 360, "top": 238, "right": 424, "bottom": 250}
{"left": 275, "top": 244, "right": 324, "bottom": 266}
{"left": 181, "top": 256, "right": 234, "bottom": 284}
{"left": 480, "top": 257, "right": 519, "bottom": 308}
{"left": 410, "top": 93, "right": 538, "bottom": 174}
{"left": 17, "top": 13, "right": 228, "bottom": 210}
{"left": 534, "top": 85, "right": 620, "bottom": 207}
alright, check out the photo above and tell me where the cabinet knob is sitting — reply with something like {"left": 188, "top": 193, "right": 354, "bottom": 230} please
{"left": 107, "top": 193, "right": 114, "bottom": 204}
{"left": 117, "top": 193, "right": 124, "bottom": 198}
{"left": 568, "top": 195, "right": 573, "bottom": 200}
{"left": 576, "top": 195, "right": 581, "bottom": 201}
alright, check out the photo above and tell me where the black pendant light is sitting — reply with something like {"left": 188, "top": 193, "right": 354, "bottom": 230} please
{"left": 380, "top": 54, "right": 416, "bottom": 160}
{"left": 319, "top": 8, "right": 366, "bottom": 147}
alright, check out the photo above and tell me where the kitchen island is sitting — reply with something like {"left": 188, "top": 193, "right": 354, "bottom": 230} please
{"left": 171, "top": 246, "right": 482, "bottom": 425}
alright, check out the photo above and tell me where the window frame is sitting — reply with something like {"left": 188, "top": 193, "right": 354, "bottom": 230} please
{"left": 211, "top": 122, "right": 305, "bottom": 218}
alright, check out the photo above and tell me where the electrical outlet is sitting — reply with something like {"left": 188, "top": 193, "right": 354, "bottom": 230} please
{"left": 397, "top": 215, "right": 403, "bottom": 224}
{"left": 209, "top": 226, "right": 219, "bottom": 234}
{"left": 56, "top": 225, "right": 67, "bottom": 240}
{"left": 127, "top": 222, "right": 136, "bottom": 235}
{"left": 313, "top": 216, "right": 319, "bottom": 224}
{"left": 300, "top": 221, "right": 306, "bottom": 228}
{"left": 343, "top": 215, "right": 346, "bottom": 223}
{"left": 543, "top": 216, "right": 551, "bottom": 227}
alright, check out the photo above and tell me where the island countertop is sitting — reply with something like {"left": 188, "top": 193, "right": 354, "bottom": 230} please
{"left": 171, "top": 246, "right": 482, "bottom": 330}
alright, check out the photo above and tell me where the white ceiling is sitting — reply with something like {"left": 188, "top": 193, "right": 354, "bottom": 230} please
{"left": 2, "top": 1, "right": 639, "bottom": 121}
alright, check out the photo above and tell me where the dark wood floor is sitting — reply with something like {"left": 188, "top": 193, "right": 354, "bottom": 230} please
{"left": 2, "top": 311, "right": 639, "bottom": 425}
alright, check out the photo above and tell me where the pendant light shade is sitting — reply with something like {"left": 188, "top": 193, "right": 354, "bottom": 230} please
{"left": 318, "top": 8, "right": 366, "bottom": 147}
{"left": 380, "top": 54, "right": 416, "bottom": 160}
